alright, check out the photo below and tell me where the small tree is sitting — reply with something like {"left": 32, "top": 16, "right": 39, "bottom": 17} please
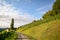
{"left": 10, "top": 18, "right": 14, "bottom": 30}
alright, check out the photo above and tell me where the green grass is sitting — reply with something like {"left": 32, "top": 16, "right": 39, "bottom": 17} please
{"left": 0, "top": 30, "right": 17, "bottom": 40}
{"left": 17, "top": 20, "right": 60, "bottom": 40}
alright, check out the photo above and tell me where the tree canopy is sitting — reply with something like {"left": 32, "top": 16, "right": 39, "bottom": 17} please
{"left": 42, "top": 0, "right": 60, "bottom": 19}
{"left": 10, "top": 18, "right": 14, "bottom": 30}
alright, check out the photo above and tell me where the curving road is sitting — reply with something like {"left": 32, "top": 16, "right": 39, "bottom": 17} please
{"left": 16, "top": 32, "right": 30, "bottom": 40}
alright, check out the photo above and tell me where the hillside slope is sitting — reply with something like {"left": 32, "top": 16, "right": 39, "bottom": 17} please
{"left": 17, "top": 20, "right": 60, "bottom": 40}
{"left": 17, "top": 0, "right": 60, "bottom": 40}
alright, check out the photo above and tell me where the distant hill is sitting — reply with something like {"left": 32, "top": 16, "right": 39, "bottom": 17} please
{"left": 0, "top": 28, "right": 6, "bottom": 32}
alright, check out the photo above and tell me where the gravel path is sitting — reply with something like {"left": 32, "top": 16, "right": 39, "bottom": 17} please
{"left": 16, "top": 32, "right": 30, "bottom": 40}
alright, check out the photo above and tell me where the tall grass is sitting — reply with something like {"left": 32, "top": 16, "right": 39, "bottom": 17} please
{"left": 18, "top": 20, "right": 60, "bottom": 40}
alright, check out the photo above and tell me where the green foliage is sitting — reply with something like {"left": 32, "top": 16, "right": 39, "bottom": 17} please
{"left": 42, "top": 10, "right": 52, "bottom": 19}
{"left": 0, "top": 30, "right": 17, "bottom": 40}
{"left": 10, "top": 18, "right": 14, "bottom": 30}
{"left": 43, "top": 0, "right": 60, "bottom": 19}
{"left": 53, "top": 0, "right": 60, "bottom": 11}
{"left": 52, "top": 0, "right": 60, "bottom": 15}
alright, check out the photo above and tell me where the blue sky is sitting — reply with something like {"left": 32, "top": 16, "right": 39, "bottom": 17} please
{"left": 0, "top": 0, "right": 55, "bottom": 28}
{"left": 5, "top": 0, "right": 55, "bottom": 19}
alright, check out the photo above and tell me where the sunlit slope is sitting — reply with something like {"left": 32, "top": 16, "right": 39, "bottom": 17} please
{"left": 17, "top": 20, "right": 60, "bottom": 40}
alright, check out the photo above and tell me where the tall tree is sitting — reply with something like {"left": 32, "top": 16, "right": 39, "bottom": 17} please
{"left": 42, "top": 0, "right": 60, "bottom": 19}
{"left": 52, "top": 0, "right": 60, "bottom": 14}
{"left": 42, "top": 10, "right": 52, "bottom": 19}
{"left": 10, "top": 18, "right": 14, "bottom": 30}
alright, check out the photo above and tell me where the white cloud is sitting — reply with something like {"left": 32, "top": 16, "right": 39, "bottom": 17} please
{"left": 16, "top": 0, "right": 31, "bottom": 2}
{"left": 35, "top": 4, "right": 53, "bottom": 19}
{"left": 36, "top": 4, "right": 53, "bottom": 11}
{"left": 0, "top": 0, "right": 38, "bottom": 28}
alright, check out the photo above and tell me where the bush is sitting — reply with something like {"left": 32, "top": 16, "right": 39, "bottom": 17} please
{"left": 0, "top": 30, "right": 17, "bottom": 40}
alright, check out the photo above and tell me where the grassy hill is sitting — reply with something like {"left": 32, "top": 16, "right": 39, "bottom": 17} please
{"left": 17, "top": 19, "right": 60, "bottom": 40}
{"left": 17, "top": 14, "right": 60, "bottom": 32}
{"left": 17, "top": 12, "right": 60, "bottom": 40}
